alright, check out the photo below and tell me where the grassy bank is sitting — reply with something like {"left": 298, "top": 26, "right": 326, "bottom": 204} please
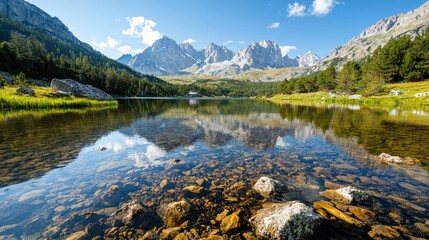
{"left": 0, "top": 86, "right": 118, "bottom": 110}
{"left": 267, "top": 81, "right": 429, "bottom": 109}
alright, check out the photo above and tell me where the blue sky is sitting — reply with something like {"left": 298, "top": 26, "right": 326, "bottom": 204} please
{"left": 26, "top": 0, "right": 428, "bottom": 59}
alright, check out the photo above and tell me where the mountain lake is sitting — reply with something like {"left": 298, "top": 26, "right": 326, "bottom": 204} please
{"left": 0, "top": 98, "right": 428, "bottom": 239}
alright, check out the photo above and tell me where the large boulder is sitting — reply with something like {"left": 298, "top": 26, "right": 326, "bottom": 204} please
{"left": 50, "top": 78, "right": 113, "bottom": 100}
{"left": 249, "top": 201, "right": 322, "bottom": 240}
{"left": 15, "top": 86, "right": 35, "bottom": 96}
{"left": 253, "top": 177, "right": 286, "bottom": 197}
{"left": 1, "top": 72, "right": 12, "bottom": 84}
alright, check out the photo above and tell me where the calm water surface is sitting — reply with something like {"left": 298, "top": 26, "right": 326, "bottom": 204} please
{"left": 0, "top": 99, "right": 429, "bottom": 239}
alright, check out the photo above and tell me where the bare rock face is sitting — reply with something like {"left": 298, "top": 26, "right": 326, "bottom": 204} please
{"left": 204, "top": 42, "right": 233, "bottom": 64}
{"left": 249, "top": 201, "right": 322, "bottom": 240}
{"left": 0, "top": 0, "right": 92, "bottom": 51}
{"left": 50, "top": 79, "right": 113, "bottom": 100}
{"left": 253, "top": 177, "right": 286, "bottom": 197}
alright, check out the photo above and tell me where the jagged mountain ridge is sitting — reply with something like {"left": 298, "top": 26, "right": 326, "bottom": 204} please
{"left": 123, "top": 37, "right": 318, "bottom": 76}
{"left": 314, "top": 1, "right": 429, "bottom": 71}
{"left": 0, "top": 0, "right": 92, "bottom": 51}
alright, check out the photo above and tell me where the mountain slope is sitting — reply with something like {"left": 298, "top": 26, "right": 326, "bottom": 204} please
{"left": 296, "top": 52, "right": 320, "bottom": 67}
{"left": 315, "top": 1, "right": 429, "bottom": 71}
{"left": 0, "top": 0, "right": 92, "bottom": 51}
{"left": 116, "top": 54, "right": 132, "bottom": 65}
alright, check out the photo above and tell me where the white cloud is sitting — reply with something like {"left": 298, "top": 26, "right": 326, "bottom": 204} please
{"left": 122, "top": 16, "right": 162, "bottom": 46}
{"left": 280, "top": 45, "right": 297, "bottom": 57}
{"left": 92, "top": 36, "right": 119, "bottom": 50}
{"left": 288, "top": 2, "right": 307, "bottom": 17}
{"left": 183, "top": 38, "right": 196, "bottom": 44}
{"left": 117, "top": 45, "right": 145, "bottom": 55}
{"left": 223, "top": 40, "right": 233, "bottom": 45}
{"left": 239, "top": 41, "right": 245, "bottom": 44}
{"left": 118, "top": 45, "right": 132, "bottom": 54}
{"left": 311, "top": 0, "right": 337, "bottom": 16}
{"left": 268, "top": 22, "right": 280, "bottom": 29}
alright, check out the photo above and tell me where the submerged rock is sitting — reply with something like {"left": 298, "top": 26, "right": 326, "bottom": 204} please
{"left": 183, "top": 185, "right": 205, "bottom": 196}
{"left": 249, "top": 201, "right": 322, "bottom": 240}
{"left": 220, "top": 212, "right": 241, "bottom": 234}
{"left": 15, "top": 86, "right": 35, "bottom": 96}
{"left": 162, "top": 200, "right": 191, "bottom": 227}
{"left": 114, "top": 200, "right": 159, "bottom": 229}
{"left": 50, "top": 78, "right": 113, "bottom": 100}
{"left": 368, "top": 225, "right": 401, "bottom": 239}
{"left": 379, "top": 153, "right": 403, "bottom": 164}
{"left": 335, "top": 186, "right": 370, "bottom": 204}
{"left": 252, "top": 177, "right": 286, "bottom": 197}
{"left": 313, "top": 200, "right": 364, "bottom": 227}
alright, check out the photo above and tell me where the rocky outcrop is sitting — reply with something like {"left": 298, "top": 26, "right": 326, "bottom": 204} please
{"left": 15, "top": 86, "right": 35, "bottom": 96}
{"left": 0, "top": 0, "right": 92, "bottom": 51}
{"left": 204, "top": 42, "right": 233, "bottom": 64}
{"left": 296, "top": 52, "right": 320, "bottom": 67}
{"left": 249, "top": 201, "right": 322, "bottom": 240}
{"left": 50, "top": 78, "right": 113, "bottom": 100}
{"left": 252, "top": 177, "right": 286, "bottom": 197}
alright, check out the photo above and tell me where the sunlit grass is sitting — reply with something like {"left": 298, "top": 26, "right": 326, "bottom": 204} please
{"left": 0, "top": 86, "right": 118, "bottom": 110}
{"left": 267, "top": 80, "right": 429, "bottom": 109}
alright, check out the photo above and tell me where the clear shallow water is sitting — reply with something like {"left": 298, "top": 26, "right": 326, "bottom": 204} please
{"left": 0, "top": 99, "right": 429, "bottom": 239}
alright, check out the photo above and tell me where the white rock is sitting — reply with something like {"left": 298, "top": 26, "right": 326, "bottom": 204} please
{"left": 249, "top": 201, "right": 322, "bottom": 240}
{"left": 379, "top": 153, "right": 403, "bottom": 164}
{"left": 349, "top": 94, "right": 363, "bottom": 100}
{"left": 253, "top": 177, "right": 285, "bottom": 197}
{"left": 336, "top": 186, "right": 369, "bottom": 203}
{"left": 414, "top": 92, "right": 429, "bottom": 97}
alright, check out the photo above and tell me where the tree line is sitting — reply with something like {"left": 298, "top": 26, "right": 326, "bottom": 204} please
{"left": 280, "top": 30, "right": 429, "bottom": 96}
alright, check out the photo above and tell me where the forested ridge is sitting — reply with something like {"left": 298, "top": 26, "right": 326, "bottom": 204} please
{"left": 280, "top": 30, "right": 429, "bottom": 96}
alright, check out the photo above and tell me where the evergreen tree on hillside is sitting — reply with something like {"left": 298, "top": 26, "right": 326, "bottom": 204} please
{"left": 336, "top": 61, "right": 362, "bottom": 94}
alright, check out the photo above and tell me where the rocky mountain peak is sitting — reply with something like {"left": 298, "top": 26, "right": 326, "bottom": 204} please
{"left": 0, "top": 0, "right": 92, "bottom": 51}
{"left": 204, "top": 42, "right": 233, "bottom": 64}
{"left": 296, "top": 51, "right": 321, "bottom": 67}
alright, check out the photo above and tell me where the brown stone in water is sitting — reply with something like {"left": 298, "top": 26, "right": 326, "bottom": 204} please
{"left": 348, "top": 206, "right": 375, "bottom": 222}
{"left": 174, "top": 232, "right": 190, "bottom": 240}
{"left": 163, "top": 201, "right": 191, "bottom": 227}
{"left": 324, "top": 180, "right": 343, "bottom": 189}
{"left": 415, "top": 222, "right": 429, "bottom": 235}
{"left": 368, "top": 225, "right": 401, "bottom": 239}
{"left": 160, "top": 227, "right": 181, "bottom": 239}
{"left": 215, "top": 209, "right": 229, "bottom": 222}
{"left": 220, "top": 212, "right": 241, "bottom": 234}
{"left": 313, "top": 201, "right": 364, "bottom": 227}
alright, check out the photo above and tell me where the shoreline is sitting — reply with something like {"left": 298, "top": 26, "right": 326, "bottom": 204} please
{"left": 0, "top": 86, "right": 118, "bottom": 110}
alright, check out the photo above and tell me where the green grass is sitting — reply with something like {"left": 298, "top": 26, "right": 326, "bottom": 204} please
{"left": 0, "top": 86, "right": 118, "bottom": 110}
{"left": 266, "top": 80, "right": 429, "bottom": 109}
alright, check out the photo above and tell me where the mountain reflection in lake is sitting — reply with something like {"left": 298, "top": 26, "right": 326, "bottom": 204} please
{"left": 0, "top": 99, "right": 428, "bottom": 239}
